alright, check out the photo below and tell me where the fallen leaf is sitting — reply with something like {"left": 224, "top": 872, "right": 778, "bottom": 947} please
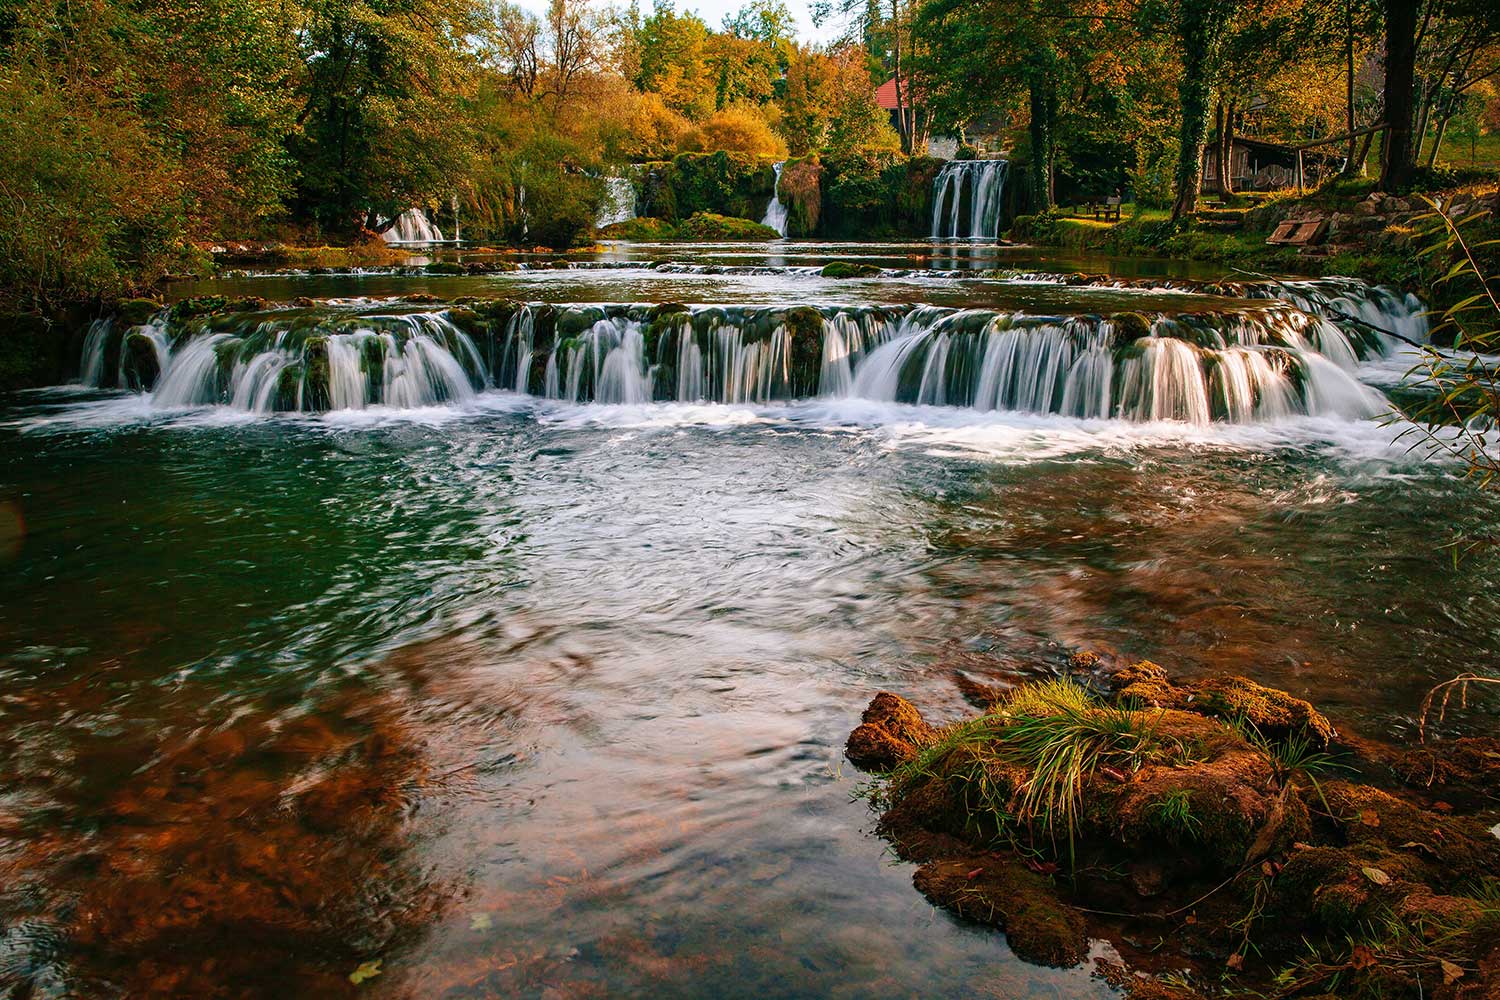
{"left": 1361, "top": 866, "right": 1391, "bottom": 885}
{"left": 1442, "top": 959, "right": 1466, "bottom": 984}
{"left": 1350, "top": 945, "right": 1378, "bottom": 970}
{"left": 1398, "top": 841, "right": 1437, "bottom": 857}
{"left": 1100, "top": 766, "right": 1128, "bottom": 783}
{"left": 349, "top": 960, "right": 383, "bottom": 985}
{"left": 470, "top": 913, "right": 493, "bottom": 931}
{"left": 1024, "top": 859, "right": 1059, "bottom": 875}
{"left": 1226, "top": 952, "right": 1244, "bottom": 971}
{"left": 965, "top": 868, "right": 984, "bottom": 880}
{"left": 1359, "top": 810, "right": 1381, "bottom": 828}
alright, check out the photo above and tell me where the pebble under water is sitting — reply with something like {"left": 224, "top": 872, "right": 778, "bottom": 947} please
{"left": 2, "top": 245, "right": 1499, "bottom": 999}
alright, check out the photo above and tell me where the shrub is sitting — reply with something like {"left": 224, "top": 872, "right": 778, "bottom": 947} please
{"left": 685, "top": 105, "right": 788, "bottom": 160}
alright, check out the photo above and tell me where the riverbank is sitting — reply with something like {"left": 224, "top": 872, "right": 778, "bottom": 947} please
{"left": 846, "top": 663, "right": 1500, "bottom": 998}
{"left": 1009, "top": 182, "right": 1500, "bottom": 298}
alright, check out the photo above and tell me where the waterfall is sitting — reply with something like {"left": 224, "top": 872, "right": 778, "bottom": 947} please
{"left": 598, "top": 177, "right": 637, "bottom": 230}
{"left": 75, "top": 280, "right": 1425, "bottom": 424}
{"left": 382, "top": 209, "right": 444, "bottom": 244}
{"left": 931, "top": 160, "right": 1010, "bottom": 241}
{"left": 761, "top": 161, "right": 789, "bottom": 238}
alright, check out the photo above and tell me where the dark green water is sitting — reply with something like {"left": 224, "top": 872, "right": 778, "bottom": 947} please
{"left": 1, "top": 246, "right": 1497, "bottom": 999}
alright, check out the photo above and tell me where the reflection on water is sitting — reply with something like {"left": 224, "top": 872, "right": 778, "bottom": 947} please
{"left": 2, "top": 396, "right": 1497, "bottom": 997}
{"left": 2, "top": 241, "right": 1496, "bottom": 997}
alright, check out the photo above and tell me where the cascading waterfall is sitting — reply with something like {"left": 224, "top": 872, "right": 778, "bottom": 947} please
{"left": 382, "top": 209, "right": 444, "bottom": 244}
{"left": 761, "top": 162, "right": 789, "bottom": 238}
{"left": 76, "top": 280, "right": 1421, "bottom": 424}
{"left": 598, "top": 177, "right": 637, "bottom": 229}
{"left": 931, "top": 160, "right": 1010, "bottom": 241}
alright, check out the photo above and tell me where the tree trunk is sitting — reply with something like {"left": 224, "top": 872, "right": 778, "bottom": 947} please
{"left": 1353, "top": 126, "right": 1375, "bottom": 175}
{"left": 1426, "top": 115, "right": 1448, "bottom": 168}
{"left": 890, "top": 0, "right": 911, "bottom": 154}
{"left": 1214, "top": 102, "right": 1234, "bottom": 196}
{"left": 1171, "top": 2, "right": 1220, "bottom": 220}
{"left": 1342, "top": 0, "right": 1357, "bottom": 172}
{"left": 1378, "top": 0, "right": 1420, "bottom": 191}
{"left": 1028, "top": 73, "right": 1054, "bottom": 211}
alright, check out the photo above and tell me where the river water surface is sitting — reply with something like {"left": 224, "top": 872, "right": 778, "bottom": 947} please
{"left": 2, "top": 243, "right": 1498, "bottom": 999}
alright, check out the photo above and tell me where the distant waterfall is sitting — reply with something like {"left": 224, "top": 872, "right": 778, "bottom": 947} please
{"left": 761, "top": 161, "right": 789, "bottom": 238}
{"left": 598, "top": 177, "right": 637, "bottom": 229}
{"left": 77, "top": 280, "right": 1421, "bottom": 424}
{"left": 382, "top": 209, "right": 444, "bottom": 244}
{"left": 931, "top": 160, "right": 1010, "bottom": 240}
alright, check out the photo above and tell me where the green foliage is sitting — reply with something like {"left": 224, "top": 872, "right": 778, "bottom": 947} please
{"left": 1144, "top": 788, "right": 1204, "bottom": 843}
{"left": 641, "top": 152, "right": 775, "bottom": 223}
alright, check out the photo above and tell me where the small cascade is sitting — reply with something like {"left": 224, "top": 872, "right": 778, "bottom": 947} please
{"left": 761, "top": 161, "right": 789, "bottom": 238}
{"left": 931, "top": 160, "right": 1010, "bottom": 240}
{"left": 597, "top": 177, "right": 637, "bottom": 230}
{"left": 74, "top": 279, "right": 1426, "bottom": 424}
{"left": 382, "top": 209, "right": 444, "bottom": 244}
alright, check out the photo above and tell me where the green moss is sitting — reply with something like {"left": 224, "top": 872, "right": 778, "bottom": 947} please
{"left": 275, "top": 363, "right": 304, "bottom": 410}
{"left": 120, "top": 331, "right": 161, "bottom": 391}
{"left": 302, "top": 337, "right": 331, "bottom": 411}
{"left": 423, "top": 262, "right": 466, "bottom": 276}
{"left": 676, "top": 212, "right": 780, "bottom": 241}
{"left": 1109, "top": 312, "right": 1154, "bottom": 347}
{"left": 599, "top": 217, "right": 678, "bottom": 241}
{"left": 171, "top": 296, "right": 229, "bottom": 321}
{"left": 821, "top": 262, "right": 882, "bottom": 278}
{"left": 116, "top": 298, "right": 163, "bottom": 326}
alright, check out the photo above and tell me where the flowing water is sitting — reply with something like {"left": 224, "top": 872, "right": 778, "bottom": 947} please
{"left": 931, "top": 160, "right": 1010, "bottom": 240}
{"left": 382, "top": 209, "right": 446, "bottom": 245}
{"left": 3, "top": 243, "right": 1499, "bottom": 1000}
{"left": 598, "top": 177, "right": 638, "bottom": 230}
{"left": 761, "top": 162, "right": 789, "bottom": 238}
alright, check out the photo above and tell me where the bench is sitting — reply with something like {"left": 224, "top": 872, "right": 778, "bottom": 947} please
{"left": 1086, "top": 196, "right": 1122, "bottom": 223}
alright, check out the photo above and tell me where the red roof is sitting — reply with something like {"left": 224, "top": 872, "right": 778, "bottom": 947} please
{"left": 875, "top": 77, "right": 904, "bottom": 110}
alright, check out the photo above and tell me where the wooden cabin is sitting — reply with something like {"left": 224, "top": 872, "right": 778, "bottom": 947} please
{"left": 1201, "top": 136, "right": 1339, "bottom": 193}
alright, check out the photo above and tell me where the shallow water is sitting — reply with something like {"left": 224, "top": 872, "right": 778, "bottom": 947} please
{"left": 2, "top": 244, "right": 1498, "bottom": 999}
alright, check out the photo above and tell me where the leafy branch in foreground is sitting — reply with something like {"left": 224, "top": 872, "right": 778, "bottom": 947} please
{"left": 1394, "top": 193, "right": 1500, "bottom": 487}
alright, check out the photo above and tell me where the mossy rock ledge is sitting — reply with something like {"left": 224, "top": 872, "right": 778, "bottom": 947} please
{"left": 846, "top": 661, "right": 1500, "bottom": 999}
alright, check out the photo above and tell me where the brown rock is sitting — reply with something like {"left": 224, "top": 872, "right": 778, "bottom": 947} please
{"left": 844, "top": 692, "right": 936, "bottom": 772}
{"left": 912, "top": 855, "right": 1086, "bottom": 967}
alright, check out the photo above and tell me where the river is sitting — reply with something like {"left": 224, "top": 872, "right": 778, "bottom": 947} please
{"left": 1, "top": 242, "right": 1496, "bottom": 998}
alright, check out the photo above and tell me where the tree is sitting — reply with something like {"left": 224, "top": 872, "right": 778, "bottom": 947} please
{"left": 1381, "top": 0, "right": 1422, "bottom": 189}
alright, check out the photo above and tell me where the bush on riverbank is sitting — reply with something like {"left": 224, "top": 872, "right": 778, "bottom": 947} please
{"left": 636, "top": 152, "right": 776, "bottom": 224}
{"left": 848, "top": 660, "right": 1500, "bottom": 996}
{"left": 600, "top": 213, "right": 779, "bottom": 241}
{"left": 1009, "top": 182, "right": 1500, "bottom": 295}
{"left": 820, "top": 153, "right": 944, "bottom": 238}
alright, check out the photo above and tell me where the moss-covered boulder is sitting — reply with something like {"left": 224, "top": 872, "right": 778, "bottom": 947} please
{"left": 120, "top": 332, "right": 161, "bottom": 392}
{"left": 677, "top": 213, "right": 780, "bottom": 241}
{"left": 116, "top": 298, "right": 164, "bottom": 326}
{"left": 302, "top": 337, "right": 331, "bottom": 411}
{"left": 423, "top": 262, "right": 466, "bottom": 276}
{"left": 1105, "top": 661, "right": 1336, "bottom": 746}
{"left": 912, "top": 855, "right": 1087, "bottom": 967}
{"left": 821, "top": 262, "right": 882, "bottom": 279}
{"left": 845, "top": 692, "right": 935, "bottom": 772}
{"left": 1109, "top": 311, "right": 1154, "bottom": 348}
{"left": 599, "top": 217, "right": 678, "bottom": 241}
